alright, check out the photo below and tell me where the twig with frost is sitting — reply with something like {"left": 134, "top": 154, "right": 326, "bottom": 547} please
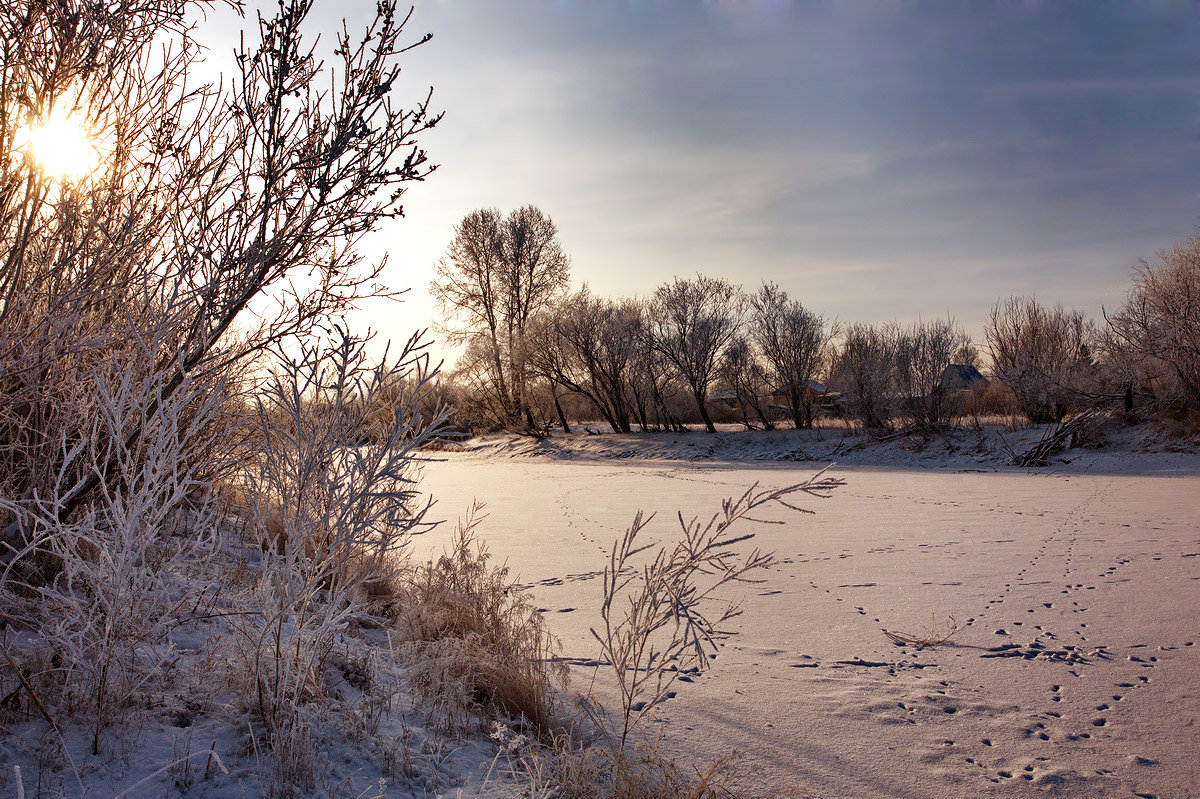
{"left": 591, "top": 466, "right": 843, "bottom": 750}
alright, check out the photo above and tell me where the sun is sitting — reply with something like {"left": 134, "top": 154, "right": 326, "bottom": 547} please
{"left": 14, "top": 103, "right": 104, "bottom": 182}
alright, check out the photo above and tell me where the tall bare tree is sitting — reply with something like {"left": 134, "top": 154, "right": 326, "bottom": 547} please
{"left": 749, "top": 282, "right": 832, "bottom": 429}
{"left": 627, "top": 309, "right": 687, "bottom": 433}
{"left": 647, "top": 275, "right": 744, "bottom": 433}
{"left": 432, "top": 205, "right": 569, "bottom": 428}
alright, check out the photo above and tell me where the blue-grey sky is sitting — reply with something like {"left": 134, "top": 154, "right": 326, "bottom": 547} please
{"left": 207, "top": 1, "right": 1200, "bottom": 352}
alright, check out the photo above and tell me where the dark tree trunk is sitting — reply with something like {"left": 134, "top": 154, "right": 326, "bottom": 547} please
{"left": 789, "top": 387, "right": 807, "bottom": 430}
{"left": 554, "top": 393, "right": 571, "bottom": 434}
{"left": 752, "top": 402, "right": 774, "bottom": 431}
{"left": 695, "top": 393, "right": 717, "bottom": 433}
{"left": 586, "top": 395, "right": 621, "bottom": 434}
{"left": 635, "top": 401, "right": 649, "bottom": 432}
{"left": 738, "top": 401, "right": 755, "bottom": 431}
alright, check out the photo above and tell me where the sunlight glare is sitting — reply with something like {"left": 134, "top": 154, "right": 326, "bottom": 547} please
{"left": 15, "top": 104, "right": 103, "bottom": 182}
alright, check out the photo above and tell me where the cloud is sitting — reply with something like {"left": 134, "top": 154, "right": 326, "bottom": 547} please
{"left": 197, "top": 1, "right": 1200, "bottom": 357}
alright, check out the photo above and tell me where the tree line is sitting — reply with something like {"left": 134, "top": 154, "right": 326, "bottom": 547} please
{"left": 431, "top": 206, "right": 1200, "bottom": 437}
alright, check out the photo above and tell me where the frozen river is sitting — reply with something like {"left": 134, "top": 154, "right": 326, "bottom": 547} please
{"left": 418, "top": 454, "right": 1200, "bottom": 798}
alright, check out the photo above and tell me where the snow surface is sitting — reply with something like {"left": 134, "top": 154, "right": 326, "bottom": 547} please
{"left": 3, "top": 423, "right": 1195, "bottom": 798}
{"left": 416, "top": 424, "right": 1200, "bottom": 798}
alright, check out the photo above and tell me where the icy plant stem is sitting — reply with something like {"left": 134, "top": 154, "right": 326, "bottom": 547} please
{"left": 592, "top": 466, "right": 844, "bottom": 750}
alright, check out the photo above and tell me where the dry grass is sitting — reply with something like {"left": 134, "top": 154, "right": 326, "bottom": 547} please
{"left": 499, "top": 728, "right": 747, "bottom": 799}
{"left": 1154, "top": 404, "right": 1200, "bottom": 443}
{"left": 393, "top": 505, "right": 566, "bottom": 737}
{"left": 420, "top": 438, "right": 469, "bottom": 452}
{"left": 882, "top": 615, "right": 962, "bottom": 649}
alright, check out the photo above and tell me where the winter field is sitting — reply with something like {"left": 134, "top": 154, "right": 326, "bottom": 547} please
{"left": 417, "top": 426, "right": 1200, "bottom": 799}
{"left": 7, "top": 1, "right": 1200, "bottom": 797}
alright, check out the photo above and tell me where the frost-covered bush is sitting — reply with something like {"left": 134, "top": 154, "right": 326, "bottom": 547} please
{"left": 1105, "top": 236, "right": 1200, "bottom": 416}
{"left": 985, "top": 297, "right": 1097, "bottom": 424}
{"left": 232, "top": 327, "right": 449, "bottom": 791}
{"left": 0, "top": 0, "right": 441, "bottom": 788}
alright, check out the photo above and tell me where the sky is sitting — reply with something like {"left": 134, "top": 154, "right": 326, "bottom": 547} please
{"left": 203, "top": 1, "right": 1200, "bottom": 359}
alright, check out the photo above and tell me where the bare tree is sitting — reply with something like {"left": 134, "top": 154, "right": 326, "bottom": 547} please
{"left": 829, "top": 322, "right": 900, "bottom": 433}
{"left": 986, "top": 296, "right": 1096, "bottom": 424}
{"left": 1105, "top": 236, "right": 1200, "bottom": 412}
{"left": 749, "top": 282, "right": 832, "bottom": 429}
{"left": 527, "top": 288, "right": 642, "bottom": 433}
{"left": 627, "top": 317, "right": 687, "bottom": 433}
{"left": 716, "top": 335, "right": 776, "bottom": 430}
{"left": 954, "top": 341, "right": 984, "bottom": 369}
{"left": 647, "top": 275, "right": 744, "bottom": 433}
{"left": 894, "top": 319, "right": 969, "bottom": 430}
{"left": 431, "top": 205, "right": 570, "bottom": 429}
{"left": 446, "top": 333, "right": 516, "bottom": 431}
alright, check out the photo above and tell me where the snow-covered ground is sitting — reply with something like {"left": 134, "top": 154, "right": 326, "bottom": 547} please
{"left": 4, "top": 424, "right": 1193, "bottom": 798}
{"left": 418, "top": 424, "right": 1200, "bottom": 798}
